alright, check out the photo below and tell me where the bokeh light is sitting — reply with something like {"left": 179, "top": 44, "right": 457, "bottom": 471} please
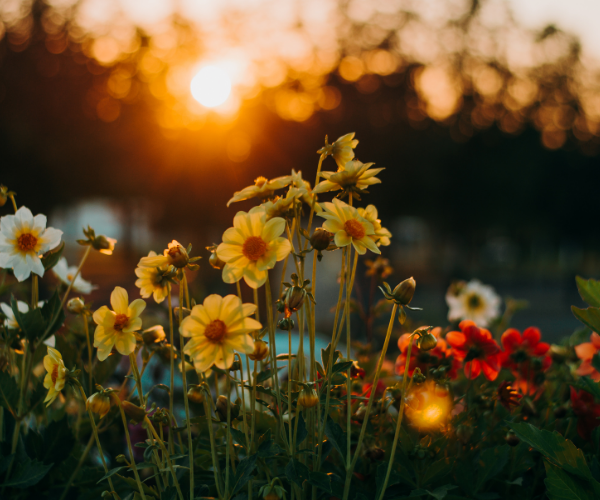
{"left": 190, "top": 65, "right": 232, "bottom": 108}
{"left": 406, "top": 382, "right": 452, "bottom": 430}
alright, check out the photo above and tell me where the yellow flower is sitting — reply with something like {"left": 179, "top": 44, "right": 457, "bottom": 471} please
{"left": 135, "top": 251, "right": 171, "bottom": 303}
{"left": 180, "top": 294, "right": 262, "bottom": 372}
{"left": 138, "top": 241, "right": 188, "bottom": 269}
{"left": 93, "top": 287, "right": 146, "bottom": 361}
{"left": 86, "top": 392, "right": 112, "bottom": 418}
{"left": 43, "top": 347, "right": 67, "bottom": 406}
{"left": 318, "top": 132, "right": 359, "bottom": 169}
{"left": 357, "top": 205, "right": 391, "bottom": 246}
{"left": 318, "top": 198, "right": 380, "bottom": 255}
{"left": 290, "top": 170, "right": 322, "bottom": 213}
{"left": 313, "top": 160, "right": 384, "bottom": 195}
{"left": 216, "top": 207, "right": 291, "bottom": 288}
{"left": 227, "top": 175, "right": 293, "bottom": 207}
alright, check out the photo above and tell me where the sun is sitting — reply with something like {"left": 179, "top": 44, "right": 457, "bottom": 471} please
{"left": 190, "top": 65, "right": 232, "bottom": 108}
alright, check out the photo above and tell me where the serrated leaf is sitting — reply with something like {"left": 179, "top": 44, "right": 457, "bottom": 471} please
{"left": 544, "top": 460, "right": 594, "bottom": 500}
{"left": 331, "top": 361, "right": 354, "bottom": 375}
{"left": 375, "top": 461, "right": 403, "bottom": 499}
{"left": 230, "top": 454, "right": 257, "bottom": 495}
{"left": 285, "top": 458, "right": 309, "bottom": 487}
{"left": 576, "top": 276, "right": 600, "bottom": 308}
{"left": 324, "top": 416, "right": 346, "bottom": 461}
{"left": 40, "top": 290, "right": 65, "bottom": 337}
{"left": 426, "top": 484, "right": 457, "bottom": 500}
{"left": 3, "top": 457, "right": 53, "bottom": 488}
{"left": 475, "top": 445, "right": 510, "bottom": 492}
{"left": 229, "top": 427, "right": 247, "bottom": 447}
{"left": 572, "top": 306, "right": 600, "bottom": 334}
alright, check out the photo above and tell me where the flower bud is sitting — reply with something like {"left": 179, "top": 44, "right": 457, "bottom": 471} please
{"left": 365, "top": 447, "right": 385, "bottom": 461}
{"left": 392, "top": 277, "right": 416, "bottom": 305}
{"left": 86, "top": 392, "right": 112, "bottom": 419}
{"left": 229, "top": 360, "right": 242, "bottom": 372}
{"left": 166, "top": 242, "right": 189, "bottom": 268}
{"left": 505, "top": 433, "right": 520, "bottom": 447}
{"left": 67, "top": 297, "right": 86, "bottom": 314}
{"left": 209, "top": 252, "right": 225, "bottom": 270}
{"left": 284, "top": 286, "right": 306, "bottom": 313}
{"left": 249, "top": 340, "right": 269, "bottom": 361}
{"left": 412, "top": 368, "right": 426, "bottom": 384}
{"left": 92, "top": 235, "right": 117, "bottom": 255}
{"left": 216, "top": 395, "right": 228, "bottom": 421}
{"left": 298, "top": 387, "right": 319, "bottom": 408}
{"left": 263, "top": 485, "right": 282, "bottom": 500}
{"left": 310, "top": 229, "right": 331, "bottom": 251}
{"left": 142, "top": 325, "right": 166, "bottom": 345}
{"left": 0, "top": 186, "right": 9, "bottom": 207}
{"left": 277, "top": 318, "right": 294, "bottom": 331}
{"left": 115, "top": 454, "right": 128, "bottom": 464}
{"left": 417, "top": 331, "right": 437, "bottom": 351}
{"left": 121, "top": 401, "right": 146, "bottom": 423}
{"left": 276, "top": 299, "right": 286, "bottom": 313}
{"left": 187, "top": 385, "right": 205, "bottom": 404}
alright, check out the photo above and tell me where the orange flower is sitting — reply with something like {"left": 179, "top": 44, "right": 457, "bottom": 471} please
{"left": 446, "top": 320, "right": 501, "bottom": 381}
{"left": 575, "top": 332, "right": 600, "bottom": 381}
{"left": 395, "top": 327, "right": 458, "bottom": 379}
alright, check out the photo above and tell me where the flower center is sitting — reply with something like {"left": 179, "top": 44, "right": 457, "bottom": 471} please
{"left": 114, "top": 313, "right": 129, "bottom": 331}
{"left": 254, "top": 176, "right": 268, "bottom": 187}
{"left": 67, "top": 274, "right": 75, "bottom": 282}
{"left": 344, "top": 219, "right": 366, "bottom": 240}
{"left": 17, "top": 233, "right": 38, "bottom": 252}
{"left": 242, "top": 236, "right": 268, "bottom": 261}
{"left": 204, "top": 319, "right": 227, "bottom": 342}
{"left": 467, "top": 293, "right": 482, "bottom": 310}
{"left": 465, "top": 346, "right": 484, "bottom": 362}
{"left": 51, "top": 364, "right": 59, "bottom": 385}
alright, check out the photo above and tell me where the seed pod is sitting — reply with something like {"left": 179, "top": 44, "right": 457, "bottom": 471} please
{"left": 298, "top": 387, "right": 319, "bottom": 408}
{"left": 412, "top": 368, "right": 426, "bottom": 384}
{"left": 67, "top": 297, "right": 86, "bottom": 314}
{"left": 187, "top": 385, "right": 205, "bottom": 404}
{"left": 310, "top": 229, "right": 331, "bottom": 251}
{"left": 229, "top": 360, "right": 242, "bottom": 372}
{"left": 121, "top": 401, "right": 146, "bottom": 423}
{"left": 249, "top": 340, "right": 269, "bottom": 361}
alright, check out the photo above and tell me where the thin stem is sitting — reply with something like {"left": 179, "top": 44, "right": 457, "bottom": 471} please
{"left": 9, "top": 194, "right": 18, "bottom": 213}
{"left": 224, "top": 358, "right": 232, "bottom": 499}
{"left": 200, "top": 375, "right": 223, "bottom": 497}
{"left": 167, "top": 283, "right": 175, "bottom": 454}
{"left": 117, "top": 404, "right": 147, "bottom": 500}
{"left": 84, "top": 314, "right": 93, "bottom": 393}
{"left": 58, "top": 433, "right": 95, "bottom": 500}
{"left": 345, "top": 248, "right": 356, "bottom": 468}
{"left": 303, "top": 153, "right": 326, "bottom": 252}
{"left": 129, "top": 353, "right": 145, "bottom": 406}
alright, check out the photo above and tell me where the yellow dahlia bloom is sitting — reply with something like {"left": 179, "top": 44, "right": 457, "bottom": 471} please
{"left": 290, "top": 170, "right": 322, "bottom": 212}
{"left": 43, "top": 347, "right": 67, "bottom": 406}
{"left": 0, "top": 206, "right": 63, "bottom": 282}
{"left": 318, "top": 132, "right": 359, "bottom": 169}
{"left": 180, "top": 294, "right": 262, "bottom": 372}
{"left": 357, "top": 205, "right": 392, "bottom": 247}
{"left": 138, "top": 240, "right": 188, "bottom": 269}
{"left": 135, "top": 251, "right": 171, "bottom": 303}
{"left": 93, "top": 287, "right": 146, "bottom": 361}
{"left": 318, "top": 198, "right": 380, "bottom": 255}
{"left": 227, "top": 175, "right": 293, "bottom": 207}
{"left": 216, "top": 207, "right": 291, "bottom": 288}
{"left": 313, "top": 160, "right": 384, "bottom": 195}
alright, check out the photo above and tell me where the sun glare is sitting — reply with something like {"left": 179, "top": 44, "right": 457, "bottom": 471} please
{"left": 190, "top": 65, "right": 232, "bottom": 108}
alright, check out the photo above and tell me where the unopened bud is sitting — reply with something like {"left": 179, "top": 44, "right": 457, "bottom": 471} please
{"left": 0, "top": 186, "right": 9, "bottom": 207}
{"left": 277, "top": 318, "right": 294, "bottom": 331}
{"left": 417, "top": 331, "right": 437, "bottom": 351}
{"left": 209, "top": 252, "right": 225, "bottom": 270}
{"left": 142, "top": 325, "right": 166, "bottom": 345}
{"left": 505, "top": 433, "right": 520, "bottom": 447}
{"left": 229, "top": 360, "right": 242, "bottom": 372}
{"left": 284, "top": 286, "right": 306, "bottom": 313}
{"left": 249, "top": 340, "right": 269, "bottom": 361}
{"left": 92, "top": 235, "right": 117, "bottom": 255}
{"left": 187, "top": 385, "right": 205, "bottom": 404}
{"left": 354, "top": 405, "right": 369, "bottom": 422}
{"left": 412, "top": 367, "right": 426, "bottom": 384}
{"left": 67, "top": 297, "right": 86, "bottom": 314}
{"left": 550, "top": 345, "right": 568, "bottom": 364}
{"left": 121, "top": 401, "right": 146, "bottom": 423}
{"left": 392, "top": 277, "right": 416, "bottom": 305}
{"left": 115, "top": 454, "right": 128, "bottom": 464}
{"left": 310, "top": 229, "right": 331, "bottom": 251}
{"left": 86, "top": 392, "right": 112, "bottom": 419}
{"left": 298, "top": 387, "right": 319, "bottom": 408}
{"left": 166, "top": 242, "right": 189, "bottom": 268}
{"left": 216, "top": 395, "right": 228, "bottom": 421}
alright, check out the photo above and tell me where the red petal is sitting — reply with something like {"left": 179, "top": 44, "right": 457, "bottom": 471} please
{"left": 459, "top": 319, "right": 477, "bottom": 331}
{"left": 481, "top": 361, "right": 499, "bottom": 381}
{"left": 533, "top": 342, "right": 550, "bottom": 356}
{"left": 465, "top": 359, "right": 481, "bottom": 379}
{"left": 501, "top": 329, "right": 522, "bottom": 353}
{"left": 522, "top": 327, "right": 541, "bottom": 348}
{"left": 575, "top": 342, "right": 597, "bottom": 361}
{"left": 446, "top": 331, "right": 467, "bottom": 350}
{"left": 592, "top": 332, "right": 600, "bottom": 348}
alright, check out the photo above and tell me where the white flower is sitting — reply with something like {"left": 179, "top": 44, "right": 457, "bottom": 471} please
{"left": 53, "top": 258, "right": 96, "bottom": 294}
{"left": 446, "top": 280, "right": 501, "bottom": 327}
{"left": 0, "top": 207, "right": 62, "bottom": 282}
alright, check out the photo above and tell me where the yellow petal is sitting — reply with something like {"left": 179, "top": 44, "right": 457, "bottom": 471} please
{"left": 110, "top": 287, "right": 129, "bottom": 314}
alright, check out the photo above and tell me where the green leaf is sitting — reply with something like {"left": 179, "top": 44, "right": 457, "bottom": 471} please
{"left": 0, "top": 371, "right": 19, "bottom": 413}
{"left": 421, "top": 458, "right": 452, "bottom": 487}
{"left": 256, "top": 366, "right": 284, "bottom": 384}
{"left": 96, "top": 466, "right": 127, "bottom": 483}
{"left": 509, "top": 421, "right": 600, "bottom": 495}
{"left": 231, "top": 454, "right": 257, "bottom": 495}
{"left": 229, "top": 427, "right": 247, "bottom": 447}
{"left": 40, "top": 416, "right": 76, "bottom": 464}
{"left": 576, "top": 376, "right": 600, "bottom": 401}
{"left": 294, "top": 412, "right": 308, "bottom": 445}
{"left": 40, "top": 290, "right": 65, "bottom": 338}
{"left": 324, "top": 416, "right": 347, "bottom": 461}
{"left": 94, "top": 353, "right": 122, "bottom": 385}
{"left": 308, "top": 471, "right": 332, "bottom": 493}
{"left": 41, "top": 242, "right": 65, "bottom": 271}
{"left": 331, "top": 361, "right": 354, "bottom": 375}
{"left": 544, "top": 460, "right": 595, "bottom": 500}
{"left": 576, "top": 276, "right": 600, "bottom": 308}
{"left": 285, "top": 458, "right": 310, "bottom": 487}
{"left": 375, "top": 461, "right": 403, "bottom": 499}
{"left": 11, "top": 296, "right": 45, "bottom": 342}
{"left": 572, "top": 306, "right": 600, "bottom": 334}
{"left": 426, "top": 485, "right": 458, "bottom": 500}
{"left": 257, "top": 438, "right": 284, "bottom": 458}
{"left": 2, "top": 457, "right": 53, "bottom": 488}
{"left": 592, "top": 354, "right": 600, "bottom": 374}
{"left": 475, "top": 445, "right": 510, "bottom": 492}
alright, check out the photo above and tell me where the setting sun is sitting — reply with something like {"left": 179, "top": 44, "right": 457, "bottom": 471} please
{"left": 190, "top": 65, "right": 232, "bottom": 108}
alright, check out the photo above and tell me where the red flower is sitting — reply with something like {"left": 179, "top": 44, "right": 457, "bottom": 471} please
{"left": 363, "top": 380, "right": 386, "bottom": 398}
{"left": 575, "top": 332, "right": 600, "bottom": 381}
{"left": 500, "top": 327, "right": 552, "bottom": 396}
{"left": 395, "top": 327, "right": 459, "bottom": 379}
{"left": 446, "top": 320, "right": 501, "bottom": 381}
{"left": 570, "top": 387, "right": 600, "bottom": 440}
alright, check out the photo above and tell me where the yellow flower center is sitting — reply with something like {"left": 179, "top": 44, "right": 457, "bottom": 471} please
{"left": 254, "top": 176, "right": 268, "bottom": 187}
{"left": 204, "top": 319, "right": 227, "bottom": 342}
{"left": 114, "top": 313, "right": 129, "bottom": 331}
{"left": 51, "top": 364, "right": 59, "bottom": 385}
{"left": 242, "top": 236, "right": 268, "bottom": 261}
{"left": 344, "top": 219, "right": 366, "bottom": 240}
{"left": 467, "top": 293, "right": 483, "bottom": 311}
{"left": 17, "top": 233, "right": 38, "bottom": 251}
{"left": 67, "top": 274, "right": 75, "bottom": 282}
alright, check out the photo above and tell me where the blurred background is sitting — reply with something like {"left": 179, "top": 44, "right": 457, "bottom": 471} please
{"left": 1, "top": 0, "right": 600, "bottom": 342}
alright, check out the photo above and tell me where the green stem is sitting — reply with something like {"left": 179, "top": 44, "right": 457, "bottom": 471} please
{"left": 167, "top": 283, "right": 175, "bottom": 454}
{"left": 58, "top": 433, "right": 95, "bottom": 500}
{"left": 303, "top": 153, "right": 326, "bottom": 252}
{"left": 84, "top": 314, "right": 93, "bottom": 393}
{"left": 224, "top": 358, "right": 232, "bottom": 499}
{"left": 200, "top": 376, "right": 223, "bottom": 498}
{"left": 117, "top": 403, "right": 147, "bottom": 500}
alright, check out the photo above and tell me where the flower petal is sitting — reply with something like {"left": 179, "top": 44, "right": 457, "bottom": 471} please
{"left": 110, "top": 287, "right": 129, "bottom": 314}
